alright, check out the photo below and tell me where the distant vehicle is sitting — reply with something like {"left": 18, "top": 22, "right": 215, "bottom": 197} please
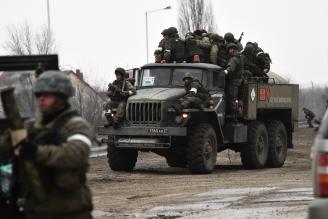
{"left": 308, "top": 109, "right": 328, "bottom": 219}
{"left": 98, "top": 63, "right": 299, "bottom": 174}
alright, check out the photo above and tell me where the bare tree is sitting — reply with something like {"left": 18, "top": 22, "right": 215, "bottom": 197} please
{"left": 178, "top": 0, "right": 217, "bottom": 36}
{"left": 4, "top": 23, "right": 56, "bottom": 55}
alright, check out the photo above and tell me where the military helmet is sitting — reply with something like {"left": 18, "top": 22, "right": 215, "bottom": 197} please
{"left": 210, "top": 33, "right": 224, "bottom": 42}
{"left": 166, "top": 27, "right": 178, "bottom": 35}
{"left": 115, "top": 67, "right": 126, "bottom": 77}
{"left": 224, "top": 32, "right": 235, "bottom": 42}
{"left": 243, "top": 44, "right": 255, "bottom": 55}
{"left": 227, "top": 43, "right": 238, "bottom": 50}
{"left": 246, "top": 41, "right": 259, "bottom": 49}
{"left": 161, "top": 29, "right": 168, "bottom": 36}
{"left": 33, "top": 70, "right": 74, "bottom": 97}
{"left": 182, "top": 72, "right": 193, "bottom": 81}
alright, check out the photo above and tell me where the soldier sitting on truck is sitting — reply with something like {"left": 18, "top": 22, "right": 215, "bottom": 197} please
{"left": 303, "top": 107, "right": 315, "bottom": 128}
{"left": 224, "top": 32, "right": 243, "bottom": 52}
{"left": 245, "top": 42, "right": 271, "bottom": 78}
{"left": 172, "top": 72, "right": 209, "bottom": 113}
{"left": 103, "top": 67, "right": 136, "bottom": 128}
{"left": 162, "top": 27, "right": 186, "bottom": 63}
{"left": 154, "top": 49, "right": 163, "bottom": 63}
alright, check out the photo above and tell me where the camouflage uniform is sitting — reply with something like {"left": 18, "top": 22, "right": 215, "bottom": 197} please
{"left": 303, "top": 107, "right": 315, "bottom": 128}
{"left": 209, "top": 34, "right": 229, "bottom": 67}
{"left": 0, "top": 71, "right": 93, "bottom": 219}
{"left": 224, "top": 32, "right": 243, "bottom": 52}
{"left": 163, "top": 27, "right": 186, "bottom": 63}
{"left": 104, "top": 67, "right": 136, "bottom": 126}
{"left": 224, "top": 43, "right": 244, "bottom": 114}
{"left": 173, "top": 73, "right": 209, "bottom": 112}
{"left": 185, "top": 30, "right": 211, "bottom": 63}
{"left": 246, "top": 42, "right": 271, "bottom": 77}
{"left": 241, "top": 44, "right": 260, "bottom": 78}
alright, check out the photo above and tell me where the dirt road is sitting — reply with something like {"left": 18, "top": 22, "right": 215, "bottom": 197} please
{"left": 88, "top": 128, "right": 315, "bottom": 218}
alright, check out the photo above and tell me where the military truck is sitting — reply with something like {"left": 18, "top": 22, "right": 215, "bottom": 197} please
{"left": 98, "top": 63, "right": 299, "bottom": 174}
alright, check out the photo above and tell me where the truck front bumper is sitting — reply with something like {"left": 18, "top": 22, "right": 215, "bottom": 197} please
{"left": 96, "top": 126, "right": 187, "bottom": 149}
{"left": 97, "top": 126, "right": 187, "bottom": 137}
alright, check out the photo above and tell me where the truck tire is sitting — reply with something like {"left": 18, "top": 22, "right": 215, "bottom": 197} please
{"left": 187, "top": 124, "right": 217, "bottom": 174}
{"left": 241, "top": 121, "right": 269, "bottom": 169}
{"left": 107, "top": 143, "right": 138, "bottom": 171}
{"left": 266, "top": 121, "right": 287, "bottom": 167}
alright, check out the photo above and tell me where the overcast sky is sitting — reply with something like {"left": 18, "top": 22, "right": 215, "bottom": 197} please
{"left": 1, "top": 0, "right": 327, "bottom": 88}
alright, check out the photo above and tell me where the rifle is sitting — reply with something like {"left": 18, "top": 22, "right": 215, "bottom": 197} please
{"left": 108, "top": 81, "right": 129, "bottom": 98}
{"left": 0, "top": 87, "right": 45, "bottom": 218}
{"left": 238, "top": 32, "right": 244, "bottom": 43}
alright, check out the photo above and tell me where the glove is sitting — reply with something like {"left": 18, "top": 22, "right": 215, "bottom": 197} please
{"left": 122, "top": 91, "right": 132, "bottom": 97}
{"left": 18, "top": 139, "right": 38, "bottom": 160}
{"left": 224, "top": 70, "right": 228, "bottom": 75}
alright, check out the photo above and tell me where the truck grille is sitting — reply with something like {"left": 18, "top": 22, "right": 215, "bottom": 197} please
{"left": 127, "top": 102, "right": 162, "bottom": 124}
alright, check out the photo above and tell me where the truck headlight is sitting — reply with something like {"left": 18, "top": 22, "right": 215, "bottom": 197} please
{"left": 175, "top": 113, "right": 189, "bottom": 124}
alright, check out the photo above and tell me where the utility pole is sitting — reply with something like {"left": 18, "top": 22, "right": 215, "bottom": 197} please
{"left": 145, "top": 6, "right": 171, "bottom": 63}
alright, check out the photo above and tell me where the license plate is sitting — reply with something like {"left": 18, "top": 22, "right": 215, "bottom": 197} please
{"left": 148, "top": 128, "right": 168, "bottom": 134}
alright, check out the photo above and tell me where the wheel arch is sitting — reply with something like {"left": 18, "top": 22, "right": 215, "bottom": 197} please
{"left": 186, "top": 111, "right": 224, "bottom": 148}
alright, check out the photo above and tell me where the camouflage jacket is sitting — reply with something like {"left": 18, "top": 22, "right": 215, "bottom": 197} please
{"left": 210, "top": 44, "right": 229, "bottom": 68}
{"left": 185, "top": 80, "right": 209, "bottom": 100}
{"left": 226, "top": 54, "right": 243, "bottom": 80}
{"left": 163, "top": 34, "right": 186, "bottom": 63}
{"left": 0, "top": 107, "right": 94, "bottom": 216}
{"left": 108, "top": 79, "right": 136, "bottom": 101}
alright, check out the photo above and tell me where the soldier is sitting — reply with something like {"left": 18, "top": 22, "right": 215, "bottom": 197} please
{"left": 162, "top": 27, "right": 186, "bottom": 63}
{"left": 0, "top": 71, "right": 94, "bottom": 218}
{"left": 241, "top": 44, "right": 260, "bottom": 78}
{"left": 224, "top": 43, "right": 244, "bottom": 116}
{"left": 303, "top": 107, "right": 315, "bottom": 128}
{"left": 154, "top": 49, "right": 162, "bottom": 63}
{"left": 246, "top": 42, "right": 271, "bottom": 77}
{"left": 193, "top": 29, "right": 211, "bottom": 63}
{"left": 104, "top": 67, "right": 136, "bottom": 128}
{"left": 157, "top": 29, "right": 168, "bottom": 59}
{"left": 224, "top": 32, "right": 243, "bottom": 51}
{"left": 209, "top": 33, "right": 229, "bottom": 67}
{"left": 185, "top": 30, "right": 211, "bottom": 63}
{"left": 172, "top": 72, "right": 209, "bottom": 113}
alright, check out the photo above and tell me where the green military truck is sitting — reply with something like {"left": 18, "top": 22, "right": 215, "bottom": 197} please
{"left": 98, "top": 63, "right": 299, "bottom": 174}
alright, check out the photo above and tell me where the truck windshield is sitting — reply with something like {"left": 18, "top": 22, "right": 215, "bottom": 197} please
{"left": 140, "top": 68, "right": 204, "bottom": 87}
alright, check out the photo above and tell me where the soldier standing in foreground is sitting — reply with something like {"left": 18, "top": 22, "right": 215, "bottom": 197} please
{"left": 104, "top": 67, "right": 136, "bottom": 128}
{"left": 0, "top": 71, "right": 94, "bottom": 219}
{"left": 172, "top": 72, "right": 209, "bottom": 113}
{"left": 303, "top": 107, "right": 315, "bottom": 128}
